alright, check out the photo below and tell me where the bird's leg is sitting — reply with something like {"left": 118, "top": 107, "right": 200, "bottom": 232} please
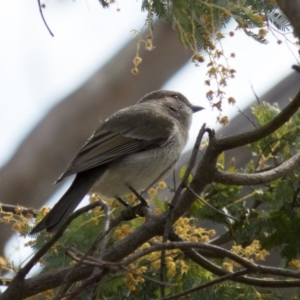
{"left": 115, "top": 197, "right": 129, "bottom": 207}
{"left": 126, "top": 184, "right": 149, "bottom": 207}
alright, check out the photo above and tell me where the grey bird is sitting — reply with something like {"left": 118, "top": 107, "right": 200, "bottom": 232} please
{"left": 30, "top": 90, "right": 204, "bottom": 234}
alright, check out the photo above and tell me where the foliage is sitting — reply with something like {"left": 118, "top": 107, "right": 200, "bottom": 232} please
{"left": 126, "top": 0, "right": 298, "bottom": 125}
{"left": 2, "top": 1, "right": 300, "bottom": 299}
{"left": 140, "top": 0, "right": 275, "bottom": 49}
{"left": 2, "top": 101, "right": 294, "bottom": 299}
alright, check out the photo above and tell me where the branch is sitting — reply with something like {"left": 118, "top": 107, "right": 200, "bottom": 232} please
{"left": 1, "top": 201, "right": 103, "bottom": 300}
{"left": 37, "top": 0, "right": 54, "bottom": 36}
{"left": 159, "top": 124, "right": 207, "bottom": 297}
{"left": 5, "top": 110, "right": 300, "bottom": 298}
{"left": 171, "top": 124, "right": 207, "bottom": 207}
{"left": 123, "top": 241, "right": 300, "bottom": 280}
{"left": 214, "top": 151, "right": 300, "bottom": 185}
{"left": 159, "top": 269, "right": 248, "bottom": 300}
{"left": 54, "top": 200, "right": 111, "bottom": 300}
{"left": 215, "top": 87, "right": 300, "bottom": 152}
{"left": 0, "top": 203, "right": 38, "bottom": 218}
{"left": 168, "top": 233, "right": 300, "bottom": 288}
{"left": 65, "top": 248, "right": 173, "bottom": 288}
{"left": 182, "top": 245, "right": 300, "bottom": 288}
{"left": 186, "top": 185, "right": 239, "bottom": 221}
{"left": 123, "top": 242, "right": 255, "bottom": 270}
{"left": 171, "top": 129, "right": 219, "bottom": 220}
{"left": 80, "top": 200, "right": 111, "bottom": 300}
{"left": 210, "top": 232, "right": 233, "bottom": 246}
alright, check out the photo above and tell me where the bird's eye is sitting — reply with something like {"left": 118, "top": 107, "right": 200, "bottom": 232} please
{"left": 172, "top": 94, "right": 179, "bottom": 99}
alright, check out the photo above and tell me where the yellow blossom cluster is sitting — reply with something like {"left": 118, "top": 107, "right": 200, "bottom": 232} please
{"left": 217, "top": 115, "right": 229, "bottom": 127}
{"left": 39, "top": 206, "right": 50, "bottom": 216}
{"left": 231, "top": 240, "right": 269, "bottom": 261}
{"left": 114, "top": 224, "right": 133, "bottom": 241}
{"left": 289, "top": 259, "right": 300, "bottom": 270}
{"left": 136, "top": 238, "right": 190, "bottom": 279}
{"left": 89, "top": 193, "right": 116, "bottom": 207}
{"left": 125, "top": 264, "right": 147, "bottom": 292}
{"left": 149, "top": 251, "right": 187, "bottom": 277}
{"left": 26, "top": 289, "right": 56, "bottom": 300}
{"left": 194, "top": 35, "right": 237, "bottom": 126}
{"left": 0, "top": 204, "right": 36, "bottom": 236}
{"left": 174, "top": 217, "right": 216, "bottom": 242}
{"left": 90, "top": 193, "right": 124, "bottom": 211}
{"left": 148, "top": 181, "right": 167, "bottom": 198}
{"left": 126, "top": 193, "right": 137, "bottom": 204}
{"left": 122, "top": 219, "right": 217, "bottom": 284}
{"left": 223, "top": 240, "right": 269, "bottom": 271}
{"left": 0, "top": 256, "right": 10, "bottom": 275}
{"left": 131, "top": 30, "right": 154, "bottom": 75}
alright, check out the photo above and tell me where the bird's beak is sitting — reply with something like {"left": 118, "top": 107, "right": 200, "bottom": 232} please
{"left": 191, "top": 105, "right": 204, "bottom": 113}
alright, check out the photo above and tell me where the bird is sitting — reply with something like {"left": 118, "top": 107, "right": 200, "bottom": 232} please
{"left": 30, "top": 90, "right": 204, "bottom": 234}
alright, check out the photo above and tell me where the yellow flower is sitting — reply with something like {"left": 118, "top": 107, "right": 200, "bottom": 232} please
{"left": 131, "top": 68, "right": 139, "bottom": 75}
{"left": 40, "top": 206, "right": 50, "bottom": 215}
{"left": 167, "top": 261, "right": 176, "bottom": 276}
{"left": 222, "top": 262, "right": 233, "bottom": 272}
{"left": 151, "top": 260, "right": 160, "bottom": 269}
{"left": 231, "top": 245, "right": 242, "bottom": 253}
{"left": 157, "top": 181, "right": 167, "bottom": 189}
{"left": 148, "top": 188, "right": 157, "bottom": 197}
{"left": 200, "top": 235, "right": 209, "bottom": 243}
{"left": 208, "top": 229, "right": 216, "bottom": 237}
{"left": 14, "top": 206, "right": 23, "bottom": 214}
{"left": 133, "top": 56, "right": 142, "bottom": 66}
{"left": 189, "top": 236, "right": 198, "bottom": 242}
{"left": 180, "top": 261, "right": 189, "bottom": 274}
{"left": 141, "top": 243, "right": 150, "bottom": 249}
{"left": 228, "top": 97, "right": 236, "bottom": 105}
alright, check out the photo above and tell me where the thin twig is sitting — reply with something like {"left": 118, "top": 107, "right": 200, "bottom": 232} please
{"left": 65, "top": 248, "right": 174, "bottom": 288}
{"left": 171, "top": 123, "right": 207, "bottom": 208}
{"left": 216, "top": 87, "right": 300, "bottom": 151}
{"left": 65, "top": 248, "right": 173, "bottom": 300}
{"left": 249, "top": 81, "right": 261, "bottom": 105}
{"left": 24, "top": 202, "right": 102, "bottom": 277}
{"left": 159, "top": 269, "right": 248, "bottom": 300}
{"left": 235, "top": 106, "right": 257, "bottom": 128}
{"left": 124, "top": 241, "right": 300, "bottom": 280}
{"left": 237, "top": 100, "right": 281, "bottom": 170}
{"left": 172, "top": 169, "right": 177, "bottom": 192}
{"left": 37, "top": 0, "right": 54, "bottom": 37}
{"left": 159, "top": 124, "right": 207, "bottom": 297}
{"left": 0, "top": 203, "right": 38, "bottom": 218}
{"left": 179, "top": 241, "right": 300, "bottom": 288}
{"left": 186, "top": 185, "right": 239, "bottom": 222}
{"left": 65, "top": 270, "right": 106, "bottom": 300}
{"left": 6, "top": 201, "right": 103, "bottom": 296}
{"left": 92, "top": 201, "right": 111, "bottom": 258}
{"left": 209, "top": 231, "right": 233, "bottom": 246}
{"left": 123, "top": 241, "right": 254, "bottom": 271}
{"left": 159, "top": 238, "right": 166, "bottom": 297}
{"left": 54, "top": 200, "right": 111, "bottom": 300}
{"left": 61, "top": 201, "right": 148, "bottom": 300}
{"left": 88, "top": 200, "right": 111, "bottom": 300}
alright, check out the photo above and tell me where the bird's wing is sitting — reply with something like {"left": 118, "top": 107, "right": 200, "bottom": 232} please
{"left": 55, "top": 104, "right": 174, "bottom": 183}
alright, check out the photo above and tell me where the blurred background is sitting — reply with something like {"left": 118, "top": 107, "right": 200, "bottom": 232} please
{"left": 1, "top": 0, "right": 299, "bottom": 273}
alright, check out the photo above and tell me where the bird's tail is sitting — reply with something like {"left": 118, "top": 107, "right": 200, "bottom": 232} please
{"left": 30, "top": 166, "right": 106, "bottom": 234}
